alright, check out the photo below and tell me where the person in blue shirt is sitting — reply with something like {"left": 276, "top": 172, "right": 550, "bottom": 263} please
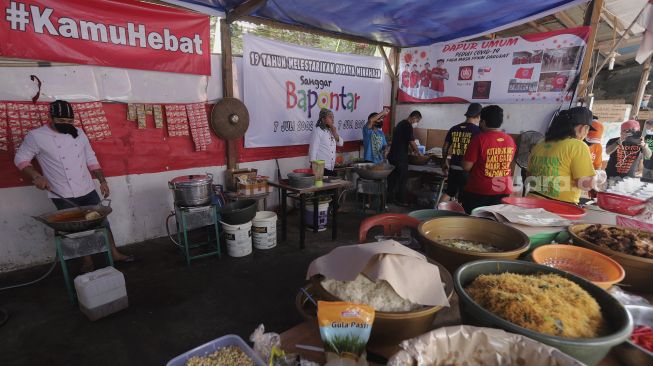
{"left": 362, "top": 108, "right": 389, "bottom": 163}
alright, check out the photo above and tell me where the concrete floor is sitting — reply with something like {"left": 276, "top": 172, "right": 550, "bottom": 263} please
{"left": 0, "top": 206, "right": 399, "bottom": 366}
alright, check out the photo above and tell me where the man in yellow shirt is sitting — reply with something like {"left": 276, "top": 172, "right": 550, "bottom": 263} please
{"left": 527, "top": 107, "right": 596, "bottom": 204}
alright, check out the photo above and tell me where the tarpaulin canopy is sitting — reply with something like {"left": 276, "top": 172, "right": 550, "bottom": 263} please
{"left": 163, "top": 0, "right": 589, "bottom": 46}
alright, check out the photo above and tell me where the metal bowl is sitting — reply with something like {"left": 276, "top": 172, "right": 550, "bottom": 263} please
{"left": 306, "top": 259, "right": 454, "bottom": 347}
{"left": 454, "top": 259, "right": 633, "bottom": 366}
{"left": 352, "top": 163, "right": 395, "bottom": 180}
{"left": 614, "top": 305, "right": 653, "bottom": 366}
{"left": 418, "top": 216, "right": 530, "bottom": 273}
{"left": 287, "top": 172, "right": 315, "bottom": 188}
{"left": 568, "top": 224, "right": 653, "bottom": 293}
{"left": 408, "top": 154, "right": 430, "bottom": 165}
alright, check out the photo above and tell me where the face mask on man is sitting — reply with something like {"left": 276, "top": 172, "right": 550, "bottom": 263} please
{"left": 647, "top": 129, "right": 653, "bottom": 136}
{"left": 53, "top": 122, "right": 79, "bottom": 138}
{"left": 412, "top": 123, "right": 418, "bottom": 128}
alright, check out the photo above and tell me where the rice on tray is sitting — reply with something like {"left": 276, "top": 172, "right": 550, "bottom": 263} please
{"left": 465, "top": 273, "right": 604, "bottom": 338}
{"left": 322, "top": 274, "right": 421, "bottom": 312}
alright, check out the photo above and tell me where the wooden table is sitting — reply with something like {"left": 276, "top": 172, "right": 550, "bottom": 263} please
{"left": 268, "top": 179, "right": 353, "bottom": 249}
{"left": 280, "top": 290, "right": 648, "bottom": 366}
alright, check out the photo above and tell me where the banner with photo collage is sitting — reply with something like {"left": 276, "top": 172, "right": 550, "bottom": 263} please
{"left": 397, "top": 27, "right": 590, "bottom": 104}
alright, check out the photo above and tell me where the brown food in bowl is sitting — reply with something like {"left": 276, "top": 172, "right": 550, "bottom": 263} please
{"left": 579, "top": 224, "right": 653, "bottom": 259}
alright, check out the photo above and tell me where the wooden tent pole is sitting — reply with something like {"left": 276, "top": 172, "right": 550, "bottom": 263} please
{"left": 220, "top": 19, "right": 238, "bottom": 169}
{"left": 634, "top": 56, "right": 652, "bottom": 119}
{"left": 379, "top": 46, "right": 399, "bottom": 133}
{"left": 577, "top": 0, "right": 604, "bottom": 99}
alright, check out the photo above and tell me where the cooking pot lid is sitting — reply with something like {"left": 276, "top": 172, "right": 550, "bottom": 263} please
{"left": 170, "top": 174, "right": 212, "bottom": 186}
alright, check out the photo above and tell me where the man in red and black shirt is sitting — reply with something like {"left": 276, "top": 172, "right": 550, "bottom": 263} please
{"left": 551, "top": 73, "right": 568, "bottom": 91}
{"left": 419, "top": 62, "right": 431, "bottom": 99}
{"left": 409, "top": 64, "right": 420, "bottom": 97}
{"left": 430, "top": 59, "right": 448, "bottom": 98}
{"left": 460, "top": 105, "right": 516, "bottom": 213}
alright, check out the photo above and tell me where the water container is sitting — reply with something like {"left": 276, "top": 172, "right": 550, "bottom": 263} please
{"left": 303, "top": 198, "right": 331, "bottom": 231}
{"left": 221, "top": 221, "right": 253, "bottom": 257}
{"left": 252, "top": 211, "right": 277, "bottom": 250}
{"left": 74, "top": 266, "right": 128, "bottom": 321}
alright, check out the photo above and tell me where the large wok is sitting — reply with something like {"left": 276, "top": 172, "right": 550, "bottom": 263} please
{"left": 33, "top": 199, "right": 112, "bottom": 233}
{"left": 353, "top": 162, "right": 395, "bottom": 180}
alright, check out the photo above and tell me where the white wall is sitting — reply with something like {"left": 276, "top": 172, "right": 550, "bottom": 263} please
{"left": 0, "top": 50, "right": 390, "bottom": 272}
{"left": 396, "top": 103, "right": 561, "bottom": 134}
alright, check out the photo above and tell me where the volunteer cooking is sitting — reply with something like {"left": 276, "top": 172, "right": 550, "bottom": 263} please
{"left": 14, "top": 100, "right": 134, "bottom": 272}
{"left": 440, "top": 103, "right": 482, "bottom": 203}
{"left": 308, "top": 108, "right": 343, "bottom": 176}
{"left": 527, "top": 107, "right": 596, "bottom": 204}
{"left": 387, "top": 110, "right": 422, "bottom": 206}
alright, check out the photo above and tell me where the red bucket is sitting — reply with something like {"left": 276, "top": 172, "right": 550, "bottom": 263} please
{"left": 501, "top": 197, "right": 586, "bottom": 220}
{"left": 292, "top": 168, "right": 313, "bottom": 174}
{"left": 597, "top": 192, "right": 645, "bottom": 216}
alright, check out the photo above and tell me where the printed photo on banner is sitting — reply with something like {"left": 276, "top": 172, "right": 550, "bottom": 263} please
{"left": 397, "top": 27, "right": 589, "bottom": 104}
{"left": 243, "top": 34, "right": 384, "bottom": 148}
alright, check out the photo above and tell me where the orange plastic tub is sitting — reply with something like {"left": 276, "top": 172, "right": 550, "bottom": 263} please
{"left": 532, "top": 244, "right": 625, "bottom": 290}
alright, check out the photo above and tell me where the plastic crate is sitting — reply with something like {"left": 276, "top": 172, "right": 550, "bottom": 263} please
{"left": 166, "top": 334, "right": 266, "bottom": 366}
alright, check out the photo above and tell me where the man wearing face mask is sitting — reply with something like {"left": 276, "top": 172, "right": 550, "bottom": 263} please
{"left": 14, "top": 100, "right": 134, "bottom": 272}
{"left": 642, "top": 120, "right": 653, "bottom": 182}
{"left": 387, "top": 110, "right": 422, "bottom": 206}
{"left": 605, "top": 120, "right": 652, "bottom": 179}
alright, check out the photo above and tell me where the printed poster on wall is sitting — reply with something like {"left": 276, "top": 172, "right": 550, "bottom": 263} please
{"left": 0, "top": 0, "right": 210, "bottom": 75}
{"left": 398, "top": 27, "right": 589, "bottom": 104}
{"left": 243, "top": 34, "right": 384, "bottom": 148}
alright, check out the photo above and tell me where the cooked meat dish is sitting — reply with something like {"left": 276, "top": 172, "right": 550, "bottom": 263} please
{"left": 579, "top": 224, "right": 653, "bottom": 258}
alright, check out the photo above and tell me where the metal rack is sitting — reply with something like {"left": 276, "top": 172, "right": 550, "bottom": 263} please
{"left": 167, "top": 203, "right": 221, "bottom": 266}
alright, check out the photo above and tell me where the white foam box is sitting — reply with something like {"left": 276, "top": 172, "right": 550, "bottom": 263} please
{"left": 74, "top": 266, "right": 128, "bottom": 321}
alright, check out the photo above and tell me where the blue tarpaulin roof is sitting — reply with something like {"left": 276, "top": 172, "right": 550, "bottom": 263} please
{"left": 163, "top": 0, "right": 588, "bottom": 47}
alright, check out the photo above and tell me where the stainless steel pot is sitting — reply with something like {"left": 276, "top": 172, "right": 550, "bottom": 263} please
{"left": 168, "top": 173, "right": 213, "bottom": 206}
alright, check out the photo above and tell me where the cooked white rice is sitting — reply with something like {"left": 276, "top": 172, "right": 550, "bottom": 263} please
{"left": 322, "top": 274, "right": 421, "bottom": 312}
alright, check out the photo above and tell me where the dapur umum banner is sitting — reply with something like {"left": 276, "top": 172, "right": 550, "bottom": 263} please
{"left": 398, "top": 27, "right": 589, "bottom": 104}
{"left": 243, "top": 34, "right": 385, "bottom": 148}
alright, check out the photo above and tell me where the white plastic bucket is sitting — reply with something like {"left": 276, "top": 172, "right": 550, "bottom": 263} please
{"left": 304, "top": 198, "right": 331, "bottom": 231}
{"left": 221, "top": 221, "right": 252, "bottom": 257}
{"left": 252, "top": 211, "right": 277, "bottom": 250}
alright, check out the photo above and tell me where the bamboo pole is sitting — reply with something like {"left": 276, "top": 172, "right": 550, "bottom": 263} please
{"left": 577, "top": 0, "right": 605, "bottom": 98}
{"left": 634, "top": 56, "right": 652, "bottom": 119}
{"left": 220, "top": 19, "right": 238, "bottom": 169}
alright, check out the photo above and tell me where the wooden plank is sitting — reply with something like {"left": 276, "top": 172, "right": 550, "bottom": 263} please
{"left": 226, "top": 0, "right": 266, "bottom": 23}
{"left": 528, "top": 21, "right": 549, "bottom": 33}
{"left": 591, "top": 103, "right": 632, "bottom": 122}
{"left": 578, "top": 0, "right": 605, "bottom": 98}
{"left": 378, "top": 46, "right": 394, "bottom": 77}
{"left": 240, "top": 15, "right": 393, "bottom": 47}
{"left": 390, "top": 47, "right": 400, "bottom": 133}
{"left": 553, "top": 10, "right": 577, "bottom": 28}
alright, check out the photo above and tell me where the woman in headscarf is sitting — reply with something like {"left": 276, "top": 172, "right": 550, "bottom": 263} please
{"left": 308, "top": 108, "right": 343, "bottom": 176}
{"left": 527, "top": 107, "right": 596, "bottom": 205}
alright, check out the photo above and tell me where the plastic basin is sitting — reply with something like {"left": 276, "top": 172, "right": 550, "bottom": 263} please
{"left": 408, "top": 209, "right": 467, "bottom": 221}
{"left": 597, "top": 192, "right": 645, "bottom": 216}
{"left": 166, "top": 334, "right": 265, "bottom": 366}
{"left": 454, "top": 259, "right": 633, "bottom": 366}
{"left": 502, "top": 197, "right": 586, "bottom": 220}
{"left": 532, "top": 244, "right": 625, "bottom": 290}
{"left": 418, "top": 216, "right": 530, "bottom": 273}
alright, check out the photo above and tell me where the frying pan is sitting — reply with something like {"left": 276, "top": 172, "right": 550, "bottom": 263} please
{"left": 33, "top": 199, "right": 112, "bottom": 233}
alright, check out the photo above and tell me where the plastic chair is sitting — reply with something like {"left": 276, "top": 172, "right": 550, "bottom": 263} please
{"left": 358, "top": 213, "right": 421, "bottom": 243}
{"left": 437, "top": 201, "right": 466, "bottom": 214}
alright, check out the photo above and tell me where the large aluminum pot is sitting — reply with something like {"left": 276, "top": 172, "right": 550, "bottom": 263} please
{"left": 168, "top": 173, "right": 213, "bottom": 206}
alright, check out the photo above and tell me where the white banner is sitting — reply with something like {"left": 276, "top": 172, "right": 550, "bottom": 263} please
{"left": 243, "top": 34, "right": 384, "bottom": 148}
{"left": 397, "top": 27, "right": 589, "bottom": 104}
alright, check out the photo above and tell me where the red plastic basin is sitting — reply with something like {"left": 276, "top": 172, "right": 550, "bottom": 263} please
{"left": 597, "top": 192, "right": 645, "bottom": 216}
{"left": 501, "top": 197, "right": 586, "bottom": 220}
{"left": 292, "top": 168, "right": 313, "bottom": 174}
